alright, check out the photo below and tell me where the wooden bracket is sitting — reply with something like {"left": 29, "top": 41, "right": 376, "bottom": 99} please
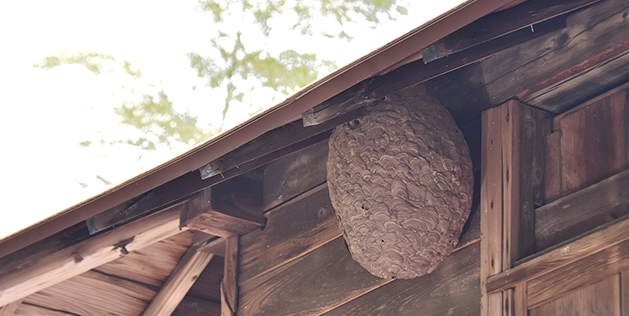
{"left": 141, "top": 237, "right": 215, "bottom": 316}
{"left": 181, "top": 171, "right": 265, "bottom": 238}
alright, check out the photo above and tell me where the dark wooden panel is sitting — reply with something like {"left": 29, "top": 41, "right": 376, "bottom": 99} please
{"left": 262, "top": 139, "right": 328, "bottom": 211}
{"left": 322, "top": 243, "right": 480, "bottom": 316}
{"left": 423, "top": 0, "right": 598, "bottom": 62}
{"left": 172, "top": 296, "right": 221, "bottom": 316}
{"left": 180, "top": 172, "right": 265, "bottom": 238}
{"left": 544, "top": 131, "right": 562, "bottom": 203}
{"left": 528, "top": 239, "right": 629, "bottom": 308}
{"left": 529, "top": 275, "right": 620, "bottom": 316}
{"left": 536, "top": 169, "right": 629, "bottom": 251}
{"left": 238, "top": 237, "right": 390, "bottom": 316}
{"left": 239, "top": 184, "right": 341, "bottom": 285}
{"left": 555, "top": 88, "right": 627, "bottom": 196}
{"left": 508, "top": 102, "right": 552, "bottom": 259}
{"left": 433, "top": 0, "right": 629, "bottom": 118}
{"left": 306, "top": 17, "right": 564, "bottom": 127}
{"left": 482, "top": 0, "right": 629, "bottom": 112}
{"left": 188, "top": 256, "right": 224, "bottom": 303}
{"left": 522, "top": 48, "right": 629, "bottom": 111}
{"left": 201, "top": 111, "right": 358, "bottom": 178}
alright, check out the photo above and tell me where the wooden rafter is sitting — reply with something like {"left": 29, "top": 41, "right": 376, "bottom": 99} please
{"left": 0, "top": 299, "right": 22, "bottom": 316}
{"left": 0, "top": 204, "right": 185, "bottom": 306}
{"left": 142, "top": 239, "right": 215, "bottom": 316}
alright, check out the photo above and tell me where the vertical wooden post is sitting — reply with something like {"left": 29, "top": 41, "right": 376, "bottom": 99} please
{"left": 222, "top": 235, "right": 240, "bottom": 316}
{"left": 481, "top": 105, "right": 505, "bottom": 316}
{"left": 481, "top": 100, "right": 550, "bottom": 316}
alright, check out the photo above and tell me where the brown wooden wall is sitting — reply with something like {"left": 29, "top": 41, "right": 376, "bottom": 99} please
{"left": 526, "top": 83, "right": 629, "bottom": 316}
{"left": 236, "top": 137, "right": 481, "bottom": 315}
{"left": 481, "top": 83, "right": 629, "bottom": 316}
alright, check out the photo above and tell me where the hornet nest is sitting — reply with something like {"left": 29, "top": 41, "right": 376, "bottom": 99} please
{"left": 327, "top": 88, "right": 473, "bottom": 279}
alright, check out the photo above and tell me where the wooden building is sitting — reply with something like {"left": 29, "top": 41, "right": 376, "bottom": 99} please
{"left": 1, "top": 0, "right": 629, "bottom": 314}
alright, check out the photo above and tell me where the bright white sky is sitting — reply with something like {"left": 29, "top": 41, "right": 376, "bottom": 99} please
{"left": 0, "top": 0, "right": 465, "bottom": 240}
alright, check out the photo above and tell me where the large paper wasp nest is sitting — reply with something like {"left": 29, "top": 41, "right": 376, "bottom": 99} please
{"left": 327, "top": 88, "right": 473, "bottom": 279}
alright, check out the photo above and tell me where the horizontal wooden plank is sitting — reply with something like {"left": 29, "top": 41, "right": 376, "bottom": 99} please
{"left": 201, "top": 110, "right": 358, "bottom": 178}
{"left": 529, "top": 275, "right": 621, "bottom": 316}
{"left": 24, "top": 270, "right": 156, "bottom": 316}
{"left": 238, "top": 209, "right": 480, "bottom": 316}
{"left": 423, "top": 0, "right": 599, "bottom": 62}
{"left": 15, "top": 303, "right": 75, "bottom": 316}
{"left": 322, "top": 242, "right": 480, "bottom": 316}
{"left": 0, "top": 205, "right": 184, "bottom": 306}
{"left": 482, "top": 0, "right": 629, "bottom": 113}
{"left": 94, "top": 231, "right": 193, "bottom": 287}
{"left": 305, "top": 17, "right": 565, "bottom": 127}
{"left": 238, "top": 237, "right": 390, "bottom": 316}
{"left": 527, "top": 238, "right": 629, "bottom": 308}
{"left": 536, "top": 169, "right": 629, "bottom": 251}
{"left": 262, "top": 139, "right": 328, "bottom": 211}
{"left": 88, "top": 129, "right": 333, "bottom": 235}
{"left": 487, "top": 213, "right": 629, "bottom": 293}
{"left": 521, "top": 43, "right": 629, "bottom": 111}
{"left": 239, "top": 184, "right": 341, "bottom": 285}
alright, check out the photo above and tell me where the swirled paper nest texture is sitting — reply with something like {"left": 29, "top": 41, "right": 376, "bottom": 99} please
{"left": 327, "top": 90, "right": 473, "bottom": 279}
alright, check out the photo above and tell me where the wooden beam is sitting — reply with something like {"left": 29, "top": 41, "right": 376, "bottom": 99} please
{"left": 479, "top": 0, "right": 629, "bottom": 113}
{"left": 88, "top": 126, "right": 335, "bottom": 235}
{"left": 422, "top": 0, "right": 598, "bottom": 63}
{"left": 0, "top": 204, "right": 184, "bottom": 306}
{"left": 487, "top": 213, "right": 629, "bottom": 294}
{"left": 480, "top": 101, "right": 549, "bottom": 316}
{"left": 527, "top": 238, "right": 629, "bottom": 309}
{"left": 0, "top": 300, "right": 22, "bottom": 316}
{"left": 199, "top": 237, "right": 226, "bottom": 256}
{"left": 200, "top": 110, "right": 360, "bottom": 179}
{"left": 536, "top": 169, "right": 629, "bottom": 251}
{"left": 480, "top": 105, "right": 505, "bottom": 316}
{"left": 180, "top": 172, "right": 265, "bottom": 238}
{"left": 221, "top": 235, "right": 239, "bottom": 316}
{"left": 303, "top": 16, "right": 564, "bottom": 127}
{"left": 238, "top": 224, "right": 479, "bottom": 315}
{"left": 321, "top": 243, "right": 481, "bottom": 316}
{"left": 142, "top": 241, "right": 215, "bottom": 316}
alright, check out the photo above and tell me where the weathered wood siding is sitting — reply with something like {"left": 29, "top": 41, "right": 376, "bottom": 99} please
{"left": 237, "top": 135, "right": 481, "bottom": 315}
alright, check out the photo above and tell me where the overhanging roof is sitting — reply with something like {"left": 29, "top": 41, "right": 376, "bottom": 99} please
{"left": 0, "top": 0, "right": 522, "bottom": 259}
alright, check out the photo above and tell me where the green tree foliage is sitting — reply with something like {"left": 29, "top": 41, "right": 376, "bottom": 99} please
{"left": 36, "top": 0, "right": 407, "bottom": 151}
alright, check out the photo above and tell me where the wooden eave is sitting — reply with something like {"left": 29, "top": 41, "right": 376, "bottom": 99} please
{"left": 3, "top": 0, "right": 629, "bottom": 314}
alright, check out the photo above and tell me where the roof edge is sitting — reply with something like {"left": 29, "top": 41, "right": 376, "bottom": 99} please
{"left": 0, "top": 0, "right": 519, "bottom": 259}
